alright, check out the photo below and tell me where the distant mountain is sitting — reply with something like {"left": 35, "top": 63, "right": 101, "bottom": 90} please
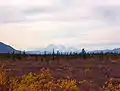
{"left": 23, "top": 44, "right": 120, "bottom": 54}
{"left": 91, "top": 48, "right": 120, "bottom": 53}
{"left": 26, "top": 44, "right": 81, "bottom": 54}
{"left": 112, "top": 48, "right": 120, "bottom": 53}
{"left": 27, "top": 44, "right": 120, "bottom": 54}
{"left": 1, "top": 42, "right": 119, "bottom": 54}
{"left": 0, "top": 42, "right": 19, "bottom": 53}
{"left": 45, "top": 44, "right": 66, "bottom": 52}
{"left": 1, "top": 41, "right": 120, "bottom": 55}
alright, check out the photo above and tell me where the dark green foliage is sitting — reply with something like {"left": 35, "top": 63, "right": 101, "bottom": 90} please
{"left": 52, "top": 48, "right": 55, "bottom": 60}
{"left": 0, "top": 49, "right": 120, "bottom": 64}
{"left": 81, "top": 48, "right": 86, "bottom": 59}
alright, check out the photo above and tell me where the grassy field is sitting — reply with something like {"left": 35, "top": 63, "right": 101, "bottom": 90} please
{"left": 0, "top": 53, "right": 120, "bottom": 91}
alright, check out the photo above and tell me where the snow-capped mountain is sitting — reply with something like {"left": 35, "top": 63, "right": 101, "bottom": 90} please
{"left": 26, "top": 44, "right": 81, "bottom": 54}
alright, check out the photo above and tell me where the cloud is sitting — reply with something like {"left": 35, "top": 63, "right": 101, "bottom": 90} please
{"left": 23, "top": 7, "right": 55, "bottom": 14}
{"left": 94, "top": 6, "right": 120, "bottom": 26}
{"left": 0, "top": 20, "right": 120, "bottom": 50}
{"left": 0, "top": 0, "right": 119, "bottom": 25}
{"left": 0, "top": 0, "right": 120, "bottom": 50}
{"left": 0, "top": 6, "right": 26, "bottom": 23}
{"left": 0, "top": 0, "right": 94, "bottom": 23}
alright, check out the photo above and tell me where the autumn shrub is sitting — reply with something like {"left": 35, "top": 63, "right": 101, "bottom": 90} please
{"left": 0, "top": 70, "right": 9, "bottom": 91}
{"left": 0, "top": 68, "right": 79, "bottom": 91}
{"left": 105, "top": 78, "right": 120, "bottom": 91}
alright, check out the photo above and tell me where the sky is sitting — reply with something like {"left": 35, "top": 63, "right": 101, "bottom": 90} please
{"left": 0, "top": 0, "right": 120, "bottom": 50}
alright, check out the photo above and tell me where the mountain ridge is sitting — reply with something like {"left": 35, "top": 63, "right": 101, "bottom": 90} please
{"left": 0, "top": 42, "right": 19, "bottom": 53}
{"left": 0, "top": 42, "right": 120, "bottom": 54}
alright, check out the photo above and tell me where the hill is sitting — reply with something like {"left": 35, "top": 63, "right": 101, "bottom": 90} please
{"left": 0, "top": 42, "right": 19, "bottom": 53}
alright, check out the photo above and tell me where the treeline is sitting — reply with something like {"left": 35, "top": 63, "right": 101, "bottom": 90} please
{"left": 0, "top": 48, "right": 120, "bottom": 61}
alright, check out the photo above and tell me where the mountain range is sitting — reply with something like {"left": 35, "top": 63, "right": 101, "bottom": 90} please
{"left": 90, "top": 48, "right": 120, "bottom": 53}
{"left": 26, "top": 44, "right": 81, "bottom": 54}
{"left": 0, "top": 42, "right": 120, "bottom": 54}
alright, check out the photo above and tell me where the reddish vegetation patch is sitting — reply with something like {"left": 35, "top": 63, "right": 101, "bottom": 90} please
{"left": 0, "top": 57, "right": 120, "bottom": 91}
{"left": 111, "top": 59, "right": 120, "bottom": 63}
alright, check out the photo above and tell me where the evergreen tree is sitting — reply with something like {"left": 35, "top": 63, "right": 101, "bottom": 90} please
{"left": 52, "top": 48, "right": 55, "bottom": 60}
{"left": 81, "top": 48, "right": 86, "bottom": 59}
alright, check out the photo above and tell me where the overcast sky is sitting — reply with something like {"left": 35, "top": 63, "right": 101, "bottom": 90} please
{"left": 0, "top": 0, "right": 120, "bottom": 50}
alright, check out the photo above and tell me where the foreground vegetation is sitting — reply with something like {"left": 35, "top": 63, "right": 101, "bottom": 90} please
{"left": 0, "top": 69, "right": 120, "bottom": 91}
{"left": 0, "top": 69, "right": 79, "bottom": 91}
{"left": 0, "top": 51, "right": 120, "bottom": 91}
